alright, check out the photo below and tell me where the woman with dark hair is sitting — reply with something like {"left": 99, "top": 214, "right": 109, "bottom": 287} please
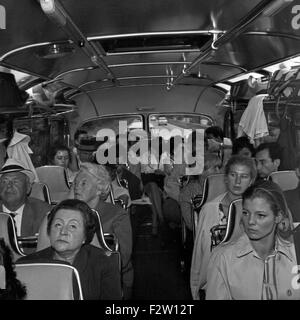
{"left": 206, "top": 180, "right": 299, "bottom": 300}
{"left": 17, "top": 199, "right": 122, "bottom": 300}
{"left": 48, "top": 143, "right": 78, "bottom": 184}
{"left": 0, "top": 238, "right": 26, "bottom": 300}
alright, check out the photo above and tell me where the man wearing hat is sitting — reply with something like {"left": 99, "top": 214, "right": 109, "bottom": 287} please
{"left": 0, "top": 158, "right": 51, "bottom": 246}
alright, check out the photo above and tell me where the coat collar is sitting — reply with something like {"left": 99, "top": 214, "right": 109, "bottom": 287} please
{"left": 236, "top": 233, "right": 294, "bottom": 262}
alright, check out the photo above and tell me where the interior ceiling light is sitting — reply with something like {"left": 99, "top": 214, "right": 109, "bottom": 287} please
{"left": 39, "top": 0, "right": 66, "bottom": 26}
{"left": 36, "top": 43, "right": 75, "bottom": 59}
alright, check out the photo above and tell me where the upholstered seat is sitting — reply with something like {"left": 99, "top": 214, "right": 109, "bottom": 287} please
{"left": 268, "top": 170, "right": 298, "bottom": 191}
{"left": 29, "top": 181, "right": 51, "bottom": 204}
{"left": 15, "top": 263, "right": 83, "bottom": 300}
{"left": 0, "top": 212, "right": 25, "bottom": 261}
{"left": 35, "top": 166, "right": 70, "bottom": 204}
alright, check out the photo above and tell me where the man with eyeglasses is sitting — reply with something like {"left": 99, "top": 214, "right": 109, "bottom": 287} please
{"left": 254, "top": 142, "right": 282, "bottom": 181}
{"left": 0, "top": 158, "right": 51, "bottom": 251}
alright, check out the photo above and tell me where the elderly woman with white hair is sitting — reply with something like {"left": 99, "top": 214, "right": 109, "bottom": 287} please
{"left": 73, "top": 162, "right": 133, "bottom": 300}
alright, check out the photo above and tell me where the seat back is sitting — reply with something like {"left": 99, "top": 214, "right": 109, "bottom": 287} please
{"left": 220, "top": 199, "right": 242, "bottom": 245}
{"left": 192, "top": 173, "right": 227, "bottom": 236}
{"left": 15, "top": 263, "right": 83, "bottom": 300}
{"left": 268, "top": 170, "right": 298, "bottom": 191}
{"left": 202, "top": 173, "right": 227, "bottom": 205}
{"left": 0, "top": 213, "right": 25, "bottom": 261}
{"left": 35, "top": 166, "right": 70, "bottom": 204}
{"left": 29, "top": 181, "right": 51, "bottom": 204}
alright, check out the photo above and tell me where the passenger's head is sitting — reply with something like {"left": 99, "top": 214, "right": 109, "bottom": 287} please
{"left": 0, "top": 158, "right": 35, "bottom": 210}
{"left": 232, "top": 136, "right": 255, "bottom": 158}
{"left": 255, "top": 142, "right": 281, "bottom": 179}
{"left": 225, "top": 155, "right": 256, "bottom": 198}
{"left": 49, "top": 144, "right": 71, "bottom": 169}
{"left": 73, "top": 162, "right": 111, "bottom": 207}
{"left": 205, "top": 126, "right": 224, "bottom": 142}
{"left": 74, "top": 130, "right": 88, "bottom": 147}
{"left": 47, "top": 199, "right": 96, "bottom": 258}
{"left": 242, "top": 180, "right": 292, "bottom": 242}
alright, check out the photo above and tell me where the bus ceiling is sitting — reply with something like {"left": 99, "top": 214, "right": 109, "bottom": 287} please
{"left": 0, "top": 0, "right": 300, "bottom": 119}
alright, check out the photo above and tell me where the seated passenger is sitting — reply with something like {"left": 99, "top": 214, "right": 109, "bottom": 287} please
{"left": 206, "top": 180, "right": 298, "bottom": 300}
{"left": 179, "top": 153, "right": 222, "bottom": 231}
{"left": 205, "top": 126, "right": 232, "bottom": 167}
{"left": 48, "top": 144, "right": 78, "bottom": 185}
{"left": 284, "top": 154, "right": 300, "bottom": 222}
{"left": 232, "top": 136, "right": 255, "bottom": 158}
{"left": 73, "top": 162, "right": 133, "bottom": 299}
{"left": 104, "top": 164, "right": 131, "bottom": 208}
{"left": 17, "top": 199, "right": 122, "bottom": 300}
{"left": 161, "top": 136, "right": 186, "bottom": 228}
{"left": 255, "top": 142, "right": 282, "bottom": 181}
{"left": 190, "top": 155, "right": 256, "bottom": 299}
{"left": 0, "top": 158, "right": 51, "bottom": 249}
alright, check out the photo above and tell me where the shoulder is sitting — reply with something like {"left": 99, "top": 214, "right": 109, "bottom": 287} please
{"left": 16, "top": 247, "right": 53, "bottom": 264}
{"left": 97, "top": 201, "right": 127, "bottom": 217}
{"left": 26, "top": 197, "right": 52, "bottom": 211}
{"left": 82, "top": 245, "right": 117, "bottom": 265}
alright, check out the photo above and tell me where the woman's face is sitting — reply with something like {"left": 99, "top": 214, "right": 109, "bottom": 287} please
{"left": 50, "top": 209, "right": 86, "bottom": 255}
{"left": 226, "top": 164, "right": 253, "bottom": 197}
{"left": 54, "top": 150, "right": 69, "bottom": 168}
{"left": 242, "top": 197, "right": 280, "bottom": 241}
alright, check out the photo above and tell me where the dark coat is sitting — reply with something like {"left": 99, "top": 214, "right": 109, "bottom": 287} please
{"left": 17, "top": 244, "right": 122, "bottom": 300}
{"left": 0, "top": 197, "right": 51, "bottom": 237}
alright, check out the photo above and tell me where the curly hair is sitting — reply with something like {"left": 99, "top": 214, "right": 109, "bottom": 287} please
{"left": 0, "top": 238, "right": 26, "bottom": 300}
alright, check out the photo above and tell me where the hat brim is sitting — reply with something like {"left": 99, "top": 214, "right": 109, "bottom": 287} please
{"left": 0, "top": 168, "right": 35, "bottom": 183}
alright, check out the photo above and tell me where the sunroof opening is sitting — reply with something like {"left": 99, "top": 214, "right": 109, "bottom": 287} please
{"left": 99, "top": 34, "right": 212, "bottom": 53}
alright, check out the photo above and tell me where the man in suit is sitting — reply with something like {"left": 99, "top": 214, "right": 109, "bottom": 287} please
{"left": 0, "top": 158, "right": 51, "bottom": 242}
{"left": 73, "top": 162, "right": 133, "bottom": 300}
{"left": 284, "top": 154, "right": 300, "bottom": 222}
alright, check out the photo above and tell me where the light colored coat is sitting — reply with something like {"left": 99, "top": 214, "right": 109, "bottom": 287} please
{"left": 190, "top": 193, "right": 243, "bottom": 299}
{"left": 206, "top": 233, "right": 300, "bottom": 300}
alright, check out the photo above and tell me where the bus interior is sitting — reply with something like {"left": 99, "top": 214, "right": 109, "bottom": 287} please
{"left": 0, "top": 0, "right": 300, "bottom": 300}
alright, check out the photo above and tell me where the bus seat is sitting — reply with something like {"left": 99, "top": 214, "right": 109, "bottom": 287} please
{"left": 29, "top": 181, "right": 51, "bottom": 204}
{"left": 35, "top": 166, "right": 71, "bottom": 204}
{"left": 0, "top": 213, "right": 25, "bottom": 261}
{"left": 220, "top": 199, "right": 242, "bottom": 245}
{"left": 268, "top": 170, "right": 298, "bottom": 191}
{"left": 192, "top": 173, "right": 226, "bottom": 234}
{"left": 15, "top": 263, "right": 83, "bottom": 300}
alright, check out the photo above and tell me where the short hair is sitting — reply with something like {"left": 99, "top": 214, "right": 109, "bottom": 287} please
{"left": 232, "top": 136, "right": 255, "bottom": 156}
{"left": 225, "top": 155, "right": 257, "bottom": 180}
{"left": 242, "top": 180, "right": 292, "bottom": 240}
{"left": 48, "top": 144, "right": 71, "bottom": 164}
{"left": 47, "top": 199, "right": 96, "bottom": 244}
{"left": 205, "top": 126, "right": 224, "bottom": 140}
{"left": 80, "top": 162, "right": 111, "bottom": 197}
{"left": 255, "top": 142, "right": 282, "bottom": 162}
